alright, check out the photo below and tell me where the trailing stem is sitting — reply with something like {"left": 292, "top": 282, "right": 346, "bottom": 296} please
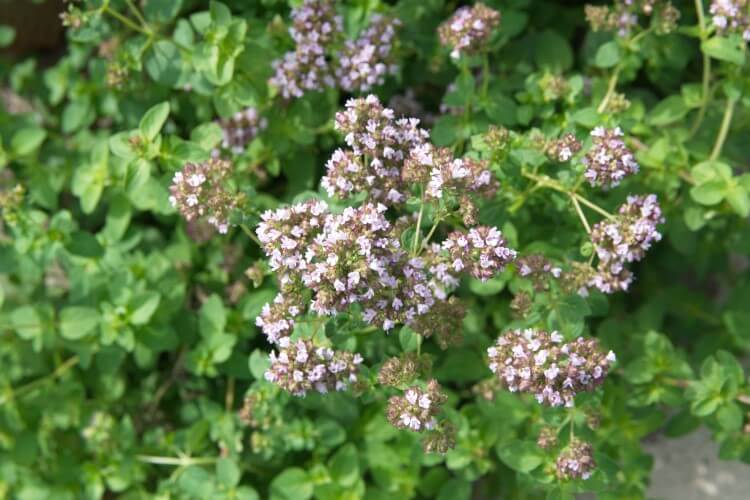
{"left": 709, "top": 97, "right": 737, "bottom": 161}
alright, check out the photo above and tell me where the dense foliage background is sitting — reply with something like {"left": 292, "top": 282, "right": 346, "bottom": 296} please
{"left": 1, "top": 0, "right": 750, "bottom": 498}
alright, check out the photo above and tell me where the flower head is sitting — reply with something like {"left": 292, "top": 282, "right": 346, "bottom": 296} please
{"left": 582, "top": 127, "right": 639, "bottom": 188}
{"left": 438, "top": 3, "right": 501, "bottom": 59}
{"left": 335, "top": 15, "right": 401, "bottom": 92}
{"left": 556, "top": 439, "right": 596, "bottom": 480}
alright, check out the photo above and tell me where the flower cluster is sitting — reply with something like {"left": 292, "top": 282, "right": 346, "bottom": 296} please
{"left": 378, "top": 353, "right": 432, "bottom": 387}
{"left": 386, "top": 379, "right": 447, "bottom": 432}
{"left": 537, "top": 427, "right": 559, "bottom": 450}
{"left": 270, "top": 1, "right": 401, "bottom": 99}
{"left": 556, "top": 439, "right": 596, "bottom": 480}
{"left": 269, "top": 0, "right": 342, "bottom": 99}
{"left": 487, "top": 329, "right": 616, "bottom": 407}
{"left": 438, "top": 3, "right": 501, "bottom": 59}
{"left": 335, "top": 15, "right": 401, "bottom": 93}
{"left": 582, "top": 127, "right": 639, "bottom": 188}
{"left": 585, "top": 1, "right": 679, "bottom": 36}
{"left": 168, "top": 159, "right": 239, "bottom": 233}
{"left": 710, "top": 0, "right": 750, "bottom": 39}
{"left": 441, "top": 226, "right": 516, "bottom": 282}
{"left": 264, "top": 339, "right": 363, "bottom": 396}
{"left": 215, "top": 107, "right": 267, "bottom": 155}
{"left": 547, "top": 133, "right": 582, "bottom": 162}
{"left": 587, "top": 194, "right": 663, "bottom": 293}
{"left": 516, "top": 254, "right": 562, "bottom": 291}
{"left": 322, "top": 95, "right": 429, "bottom": 204}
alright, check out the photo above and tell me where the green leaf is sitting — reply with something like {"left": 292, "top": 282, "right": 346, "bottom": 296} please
{"left": 647, "top": 96, "right": 688, "bottom": 126}
{"left": 702, "top": 36, "right": 746, "bottom": 65}
{"left": 140, "top": 102, "right": 171, "bottom": 141}
{"left": 200, "top": 295, "right": 226, "bottom": 338}
{"left": 329, "top": 444, "right": 359, "bottom": 487}
{"left": 145, "top": 40, "right": 183, "bottom": 87}
{"left": 11, "top": 128, "right": 47, "bottom": 156}
{"left": 270, "top": 468, "right": 313, "bottom": 500}
{"left": 690, "top": 180, "right": 726, "bottom": 206}
{"left": 109, "top": 131, "right": 138, "bottom": 160}
{"left": 594, "top": 41, "right": 620, "bottom": 68}
{"left": 716, "top": 402, "right": 743, "bottom": 432}
{"left": 248, "top": 349, "right": 270, "bottom": 380}
{"left": 210, "top": 1, "right": 232, "bottom": 26}
{"left": 535, "top": 30, "right": 573, "bottom": 72}
{"left": 436, "top": 479, "right": 471, "bottom": 500}
{"left": 497, "top": 440, "right": 544, "bottom": 473}
{"left": 216, "top": 457, "right": 241, "bottom": 488}
{"left": 469, "top": 276, "right": 506, "bottom": 296}
{"left": 129, "top": 292, "right": 161, "bottom": 326}
{"left": 144, "top": 0, "right": 183, "bottom": 22}
{"left": 59, "top": 307, "right": 100, "bottom": 340}
{"left": 66, "top": 231, "right": 105, "bottom": 258}
{"left": 399, "top": 326, "right": 419, "bottom": 352}
{"left": 0, "top": 25, "right": 15, "bottom": 47}
{"left": 725, "top": 184, "right": 750, "bottom": 217}
{"left": 11, "top": 306, "right": 43, "bottom": 340}
{"left": 191, "top": 122, "right": 224, "bottom": 150}
{"left": 62, "top": 98, "right": 93, "bottom": 134}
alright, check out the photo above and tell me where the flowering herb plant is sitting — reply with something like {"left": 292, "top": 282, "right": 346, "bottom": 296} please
{"left": 1, "top": 0, "right": 750, "bottom": 498}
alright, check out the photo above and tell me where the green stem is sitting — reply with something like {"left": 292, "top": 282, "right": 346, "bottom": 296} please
{"left": 521, "top": 171, "right": 615, "bottom": 220}
{"left": 481, "top": 53, "right": 490, "bottom": 99}
{"left": 0, "top": 356, "right": 79, "bottom": 406}
{"left": 416, "top": 334, "right": 422, "bottom": 358}
{"left": 597, "top": 65, "right": 622, "bottom": 114}
{"left": 102, "top": 6, "right": 150, "bottom": 35}
{"left": 240, "top": 223, "right": 262, "bottom": 247}
{"left": 689, "top": 0, "right": 711, "bottom": 136}
{"left": 570, "top": 195, "right": 591, "bottom": 234}
{"left": 412, "top": 196, "right": 425, "bottom": 256}
{"left": 136, "top": 455, "right": 217, "bottom": 466}
{"left": 572, "top": 193, "right": 615, "bottom": 219}
{"left": 709, "top": 97, "right": 737, "bottom": 161}
{"left": 124, "top": 0, "right": 149, "bottom": 30}
{"left": 420, "top": 217, "right": 442, "bottom": 252}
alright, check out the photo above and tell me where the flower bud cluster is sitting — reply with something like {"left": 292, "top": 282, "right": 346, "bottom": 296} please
{"left": 386, "top": 379, "right": 447, "bottom": 432}
{"left": 710, "top": 0, "right": 750, "bottom": 39}
{"left": 322, "top": 95, "right": 429, "bottom": 204}
{"left": 270, "top": 1, "right": 401, "bottom": 99}
{"left": 438, "top": 3, "right": 501, "bottom": 59}
{"left": 378, "top": 353, "right": 432, "bottom": 387}
{"left": 422, "top": 422, "right": 457, "bottom": 454}
{"left": 335, "top": 15, "right": 401, "bottom": 93}
{"left": 215, "top": 107, "right": 268, "bottom": 155}
{"left": 537, "top": 427, "right": 559, "bottom": 450}
{"left": 582, "top": 127, "right": 639, "bottom": 188}
{"left": 556, "top": 439, "right": 596, "bottom": 480}
{"left": 168, "top": 159, "right": 239, "bottom": 234}
{"left": 585, "top": 1, "right": 679, "bottom": 37}
{"left": 547, "top": 133, "right": 582, "bottom": 162}
{"left": 487, "top": 329, "right": 616, "bottom": 407}
{"left": 441, "top": 226, "right": 517, "bottom": 282}
{"left": 269, "top": 0, "right": 342, "bottom": 99}
{"left": 587, "top": 194, "right": 663, "bottom": 293}
{"left": 516, "top": 254, "right": 562, "bottom": 291}
{"left": 264, "top": 339, "right": 363, "bottom": 396}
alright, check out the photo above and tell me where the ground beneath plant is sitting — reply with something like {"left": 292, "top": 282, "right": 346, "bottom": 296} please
{"left": 644, "top": 427, "right": 750, "bottom": 499}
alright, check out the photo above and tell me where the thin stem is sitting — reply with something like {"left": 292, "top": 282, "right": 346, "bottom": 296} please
{"left": 689, "top": 0, "right": 711, "bottom": 136}
{"left": 102, "top": 6, "right": 150, "bottom": 35}
{"left": 709, "top": 97, "right": 737, "bottom": 161}
{"left": 416, "top": 334, "right": 422, "bottom": 358}
{"left": 481, "top": 52, "right": 490, "bottom": 99}
{"left": 573, "top": 194, "right": 615, "bottom": 219}
{"left": 420, "top": 217, "right": 442, "bottom": 252}
{"left": 124, "top": 0, "right": 149, "bottom": 30}
{"left": 225, "top": 377, "right": 235, "bottom": 412}
{"left": 597, "top": 65, "right": 622, "bottom": 114}
{"left": 412, "top": 196, "right": 425, "bottom": 256}
{"left": 239, "top": 223, "right": 262, "bottom": 247}
{"left": 0, "top": 356, "right": 79, "bottom": 406}
{"left": 136, "top": 455, "right": 217, "bottom": 466}
{"left": 570, "top": 195, "right": 591, "bottom": 234}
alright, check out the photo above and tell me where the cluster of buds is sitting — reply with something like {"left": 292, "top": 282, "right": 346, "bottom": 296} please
{"left": 587, "top": 194, "right": 663, "bottom": 294}
{"left": 710, "top": 0, "right": 750, "bottom": 39}
{"left": 214, "top": 107, "right": 268, "bottom": 155}
{"left": 556, "top": 439, "right": 596, "bottom": 480}
{"left": 378, "top": 353, "right": 432, "bottom": 387}
{"left": 546, "top": 133, "right": 582, "bottom": 163}
{"left": 270, "top": 1, "right": 401, "bottom": 99}
{"left": 585, "top": 1, "right": 679, "bottom": 37}
{"left": 438, "top": 3, "right": 501, "bottom": 59}
{"left": 335, "top": 15, "right": 402, "bottom": 92}
{"left": 422, "top": 422, "right": 457, "bottom": 454}
{"left": 487, "top": 329, "right": 616, "bottom": 407}
{"left": 388, "top": 90, "right": 436, "bottom": 126}
{"left": 0, "top": 178, "right": 25, "bottom": 226}
{"left": 264, "top": 339, "right": 363, "bottom": 396}
{"left": 582, "top": 127, "right": 639, "bottom": 188}
{"left": 516, "top": 254, "right": 562, "bottom": 291}
{"left": 440, "top": 226, "right": 517, "bottom": 282}
{"left": 168, "top": 159, "right": 240, "bottom": 234}
{"left": 537, "top": 427, "right": 559, "bottom": 450}
{"left": 386, "top": 379, "right": 447, "bottom": 432}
